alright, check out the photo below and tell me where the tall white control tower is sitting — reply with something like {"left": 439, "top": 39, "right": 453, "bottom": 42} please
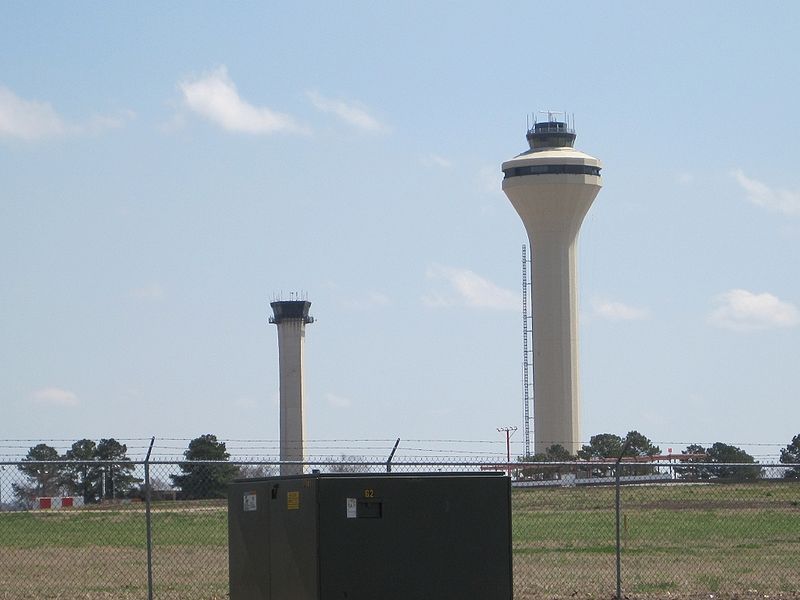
{"left": 270, "top": 299, "right": 314, "bottom": 475}
{"left": 502, "top": 114, "right": 602, "bottom": 455}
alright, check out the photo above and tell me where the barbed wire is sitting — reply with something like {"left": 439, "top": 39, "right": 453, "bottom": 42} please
{"left": 0, "top": 437, "right": 791, "bottom": 462}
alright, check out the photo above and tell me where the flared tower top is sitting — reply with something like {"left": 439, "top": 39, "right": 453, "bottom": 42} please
{"left": 502, "top": 113, "right": 601, "bottom": 179}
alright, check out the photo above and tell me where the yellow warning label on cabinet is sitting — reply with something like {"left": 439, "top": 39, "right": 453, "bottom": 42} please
{"left": 287, "top": 491, "right": 300, "bottom": 510}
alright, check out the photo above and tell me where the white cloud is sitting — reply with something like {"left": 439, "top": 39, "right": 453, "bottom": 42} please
{"left": 709, "top": 289, "right": 799, "bottom": 331}
{"left": 424, "top": 264, "right": 518, "bottom": 311}
{"left": 179, "top": 66, "right": 308, "bottom": 135}
{"left": 131, "top": 282, "right": 165, "bottom": 301}
{"left": 592, "top": 299, "right": 649, "bottom": 321}
{"left": 307, "top": 91, "right": 388, "bottom": 133}
{"left": 676, "top": 172, "right": 694, "bottom": 185}
{"left": 325, "top": 392, "right": 352, "bottom": 409}
{"left": 31, "top": 387, "right": 79, "bottom": 407}
{"left": 0, "top": 87, "right": 67, "bottom": 140}
{"left": 0, "top": 86, "right": 134, "bottom": 140}
{"left": 732, "top": 170, "right": 800, "bottom": 217}
{"left": 422, "top": 154, "right": 454, "bottom": 168}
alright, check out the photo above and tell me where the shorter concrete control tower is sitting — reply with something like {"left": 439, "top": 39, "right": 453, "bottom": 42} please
{"left": 270, "top": 299, "right": 314, "bottom": 475}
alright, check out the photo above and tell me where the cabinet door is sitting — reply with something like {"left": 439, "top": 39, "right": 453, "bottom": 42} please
{"left": 229, "top": 482, "right": 271, "bottom": 600}
{"left": 269, "top": 478, "right": 319, "bottom": 600}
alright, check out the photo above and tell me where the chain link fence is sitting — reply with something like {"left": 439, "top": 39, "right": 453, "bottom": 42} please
{"left": 1, "top": 459, "right": 799, "bottom": 599}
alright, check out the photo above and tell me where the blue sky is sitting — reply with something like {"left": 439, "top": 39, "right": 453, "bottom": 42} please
{"left": 2, "top": 2, "right": 799, "bottom": 461}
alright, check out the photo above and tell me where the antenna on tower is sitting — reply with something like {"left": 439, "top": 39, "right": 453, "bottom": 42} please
{"left": 538, "top": 110, "right": 570, "bottom": 124}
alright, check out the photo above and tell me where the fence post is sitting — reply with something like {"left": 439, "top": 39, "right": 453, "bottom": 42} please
{"left": 386, "top": 438, "right": 400, "bottom": 473}
{"left": 145, "top": 437, "right": 155, "bottom": 600}
{"left": 615, "top": 438, "right": 631, "bottom": 600}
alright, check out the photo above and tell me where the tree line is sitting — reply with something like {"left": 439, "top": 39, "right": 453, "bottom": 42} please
{"left": 9, "top": 432, "right": 800, "bottom": 506}
{"left": 518, "top": 431, "right": 800, "bottom": 481}
{"left": 13, "top": 438, "right": 140, "bottom": 505}
{"left": 10, "top": 434, "right": 269, "bottom": 507}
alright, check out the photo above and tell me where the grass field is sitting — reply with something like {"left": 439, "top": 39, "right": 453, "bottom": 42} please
{"left": 511, "top": 481, "right": 800, "bottom": 599}
{"left": 1, "top": 482, "right": 798, "bottom": 599}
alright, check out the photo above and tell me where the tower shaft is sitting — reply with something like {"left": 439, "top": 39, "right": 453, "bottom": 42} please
{"left": 270, "top": 300, "right": 313, "bottom": 475}
{"left": 528, "top": 226, "right": 582, "bottom": 454}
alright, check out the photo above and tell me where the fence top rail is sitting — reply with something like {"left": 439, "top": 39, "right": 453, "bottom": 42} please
{"left": 1, "top": 460, "right": 143, "bottom": 466}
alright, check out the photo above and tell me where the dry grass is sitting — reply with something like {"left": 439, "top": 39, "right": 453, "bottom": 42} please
{"left": 3, "top": 545, "right": 799, "bottom": 600}
{"left": 1, "top": 481, "right": 799, "bottom": 598}
{"left": 0, "top": 546, "right": 228, "bottom": 600}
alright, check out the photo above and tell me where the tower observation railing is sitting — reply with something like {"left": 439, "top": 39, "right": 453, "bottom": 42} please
{"left": 528, "top": 121, "right": 575, "bottom": 134}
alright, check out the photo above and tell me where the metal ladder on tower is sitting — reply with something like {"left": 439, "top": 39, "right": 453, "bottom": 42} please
{"left": 522, "top": 244, "right": 533, "bottom": 459}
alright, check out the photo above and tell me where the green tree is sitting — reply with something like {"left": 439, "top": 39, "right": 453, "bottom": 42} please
{"left": 518, "top": 444, "right": 575, "bottom": 480}
{"left": 621, "top": 430, "right": 661, "bottom": 475}
{"left": 779, "top": 434, "right": 800, "bottom": 480}
{"left": 12, "top": 444, "right": 64, "bottom": 506}
{"left": 706, "top": 442, "right": 759, "bottom": 479}
{"left": 542, "top": 444, "right": 573, "bottom": 461}
{"left": 577, "top": 433, "right": 624, "bottom": 461}
{"left": 95, "top": 439, "right": 141, "bottom": 499}
{"left": 624, "top": 431, "right": 661, "bottom": 458}
{"left": 678, "top": 443, "right": 759, "bottom": 480}
{"left": 170, "top": 434, "right": 239, "bottom": 499}
{"left": 62, "top": 439, "right": 100, "bottom": 503}
{"left": 577, "top": 431, "right": 661, "bottom": 476}
{"left": 676, "top": 444, "right": 711, "bottom": 479}
{"left": 577, "top": 433, "right": 623, "bottom": 476}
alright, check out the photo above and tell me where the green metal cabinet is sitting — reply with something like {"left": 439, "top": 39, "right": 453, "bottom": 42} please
{"left": 228, "top": 472, "right": 512, "bottom": 600}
